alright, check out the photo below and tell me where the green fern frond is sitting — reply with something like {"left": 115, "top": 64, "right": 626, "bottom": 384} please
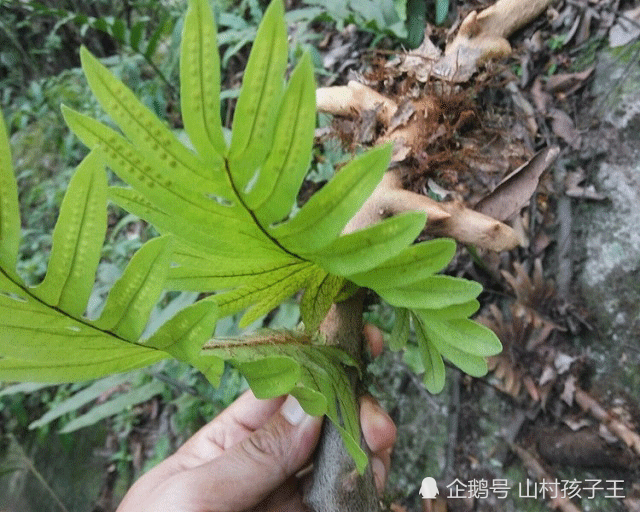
{"left": 61, "top": 0, "right": 501, "bottom": 466}
{"left": 0, "top": 0, "right": 503, "bottom": 473}
{"left": 204, "top": 332, "right": 366, "bottom": 472}
{"left": 0, "top": 132, "right": 222, "bottom": 385}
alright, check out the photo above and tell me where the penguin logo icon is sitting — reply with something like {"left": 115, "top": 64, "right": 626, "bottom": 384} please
{"left": 419, "top": 477, "right": 439, "bottom": 499}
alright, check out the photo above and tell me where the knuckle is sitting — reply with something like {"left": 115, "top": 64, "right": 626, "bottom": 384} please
{"left": 239, "top": 420, "right": 291, "bottom": 478}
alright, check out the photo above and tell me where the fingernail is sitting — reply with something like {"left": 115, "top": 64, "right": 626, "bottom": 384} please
{"left": 371, "top": 456, "right": 386, "bottom": 492}
{"left": 280, "top": 395, "right": 307, "bottom": 426}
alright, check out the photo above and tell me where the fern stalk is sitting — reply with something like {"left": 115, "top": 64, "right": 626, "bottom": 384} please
{"left": 305, "top": 292, "right": 380, "bottom": 512}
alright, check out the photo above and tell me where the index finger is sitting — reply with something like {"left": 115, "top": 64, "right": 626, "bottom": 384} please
{"left": 364, "top": 324, "right": 384, "bottom": 358}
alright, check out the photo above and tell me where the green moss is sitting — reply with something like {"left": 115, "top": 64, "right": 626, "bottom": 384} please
{"left": 571, "top": 36, "right": 606, "bottom": 71}
{"left": 609, "top": 39, "right": 640, "bottom": 63}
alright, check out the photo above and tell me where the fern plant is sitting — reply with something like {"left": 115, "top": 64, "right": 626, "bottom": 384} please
{"left": 0, "top": 0, "right": 500, "bottom": 484}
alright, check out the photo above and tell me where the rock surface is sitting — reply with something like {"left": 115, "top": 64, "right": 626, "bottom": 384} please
{"left": 576, "top": 48, "right": 640, "bottom": 392}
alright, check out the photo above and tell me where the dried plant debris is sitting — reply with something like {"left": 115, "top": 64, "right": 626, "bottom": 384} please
{"left": 536, "top": 425, "right": 636, "bottom": 470}
{"left": 609, "top": 6, "right": 640, "bottom": 48}
{"left": 510, "top": 443, "right": 583, "bottom": 512}
{"left": 479, "top": 258, "right": 571, "bottom": 402}
{"left": 574, "top": 388, "right": 640, "bottom": 457}
{"left": 564, "top": 168, "right": 606, "bottom": 200}
{"left": 475, "top": 147, "right": 559, "bottom": 221}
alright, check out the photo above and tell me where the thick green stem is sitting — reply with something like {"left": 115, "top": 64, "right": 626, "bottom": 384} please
{"left": 303, "top": 292, "right": 381, "bottom": 512}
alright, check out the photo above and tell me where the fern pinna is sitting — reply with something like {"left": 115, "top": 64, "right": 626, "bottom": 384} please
{"left": 0, "top": 0, "right": 500, "bottom": 471}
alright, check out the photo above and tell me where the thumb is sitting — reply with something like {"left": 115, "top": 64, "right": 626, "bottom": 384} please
{"left": 185, "top": 395, "right": 322, "bottom": 511}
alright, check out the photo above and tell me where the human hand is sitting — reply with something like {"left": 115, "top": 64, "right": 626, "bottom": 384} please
{"left": 116, "top": 325, "right": 395, "bottom": 512}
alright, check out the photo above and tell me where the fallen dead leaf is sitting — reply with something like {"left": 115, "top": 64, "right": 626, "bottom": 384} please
{"left": 396, "top": 32, "right": 442, "bottom": 82}
{"left": 531, "top": 77, "right": 552, "bottom": 114}
{"left": 624, "top": 485, "right": 640, "bottom": 512}
{"left": 565, "top": 169, "right": 607, "bottom": 200}
{"left": 386, "top": 100, "right": 416, "bottom": 133}
{"left": 545, "top": 67, "right": 594, "bottom": 98}
{"left": 561, "top": 375, "right": 577, "bottom": 405}
{"left": 539, "top": 364, "right": 556, "bottom": 386}
{"left": 554, "top": 353, "right": 575, "bottom": 374}
{"left": 599, "top": 424, "right": 619, "bottom": 444}
{"left": 562, "top": 10, "right": 582, "bottom": 47}
{"left": 575, "top": 8, "right": 593, "bottom": 46}
{"left": 623, "top": 496, "right": 640, "bottom": 512}
{"left": 510, "top": 443, "right": 583, "bottom": 512}
{"left": 523, "top": 375, "right": 540, "bottom": 401}
{"left": 564, "top": 416, "right": 591, "bottom": 431}
{"left": 507, "top": 82, "right": 538, "bottom": 136}
{"left": 548, "top": 108, "right": 581, "bottom": 149}
{"left": 609, "top": 6, "right": 640, "bottom": 47}
{"left": 475, "top": 147, "right": 560, "bottom": 221}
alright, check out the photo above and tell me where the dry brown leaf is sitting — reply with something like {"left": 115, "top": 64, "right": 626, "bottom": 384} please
{"left": 387, "top": 100, "right": 416, "bottom": 133}
{"left": 554, "top": 352, "right": 575, "bottom": 374}
{"left": 574, "top": 388, "right": 640, "bottom": 455}
{"left": 609, "top": 6, "right": 640, "bottom": 47}
{"left": 564, "top": 416, "right": 591, "bottom": 431}
{"left": 475, "top": 147, "right": 559, "bottom": 221}
{"left": 545, "top": 67, "right": 594, "bottom": 97}
{"left": 396, "top": 33, "right": 442, "bottom": 82}
{"left": 510, "top": 444, "right": 584, "bottom": 512}
{"left": 565, "top": 169, "right": 606, "bottom": 200}
{"left": 566, "top": 11, "right": 583, "bottom": 47}
{"left": 548, "top": 108, "right": 581, "bottom": 149}
{"left": 354, "top": 106, "right": 380, "bottom": 144}
{"left": 507, "top": 82, "right": 538, "bottom": 136}
{"left": 598, "top": 424, "right": 619, "bottom": 444}
{"left": 539, "top": 364, "right": 556, "bottom": 386}
{"left": 523, "top": 375, "right": 540, "bottom": 401}
{"left": 575, "top": 8, "right": 594, "bottom": 46}
{"left": 560, "top": 375, "right": 577, "bottom": 405}
{"left": 432, "top": 0, "right": 556, "bottom": 82}
{"left": 623, "top": 496, "right": 640, "bottom": 512}
{"left": 623, "top": 484, "right": 640, "bottom": 512}
{"left": 531, "top": 77, "right": 552, "bottom": 114}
